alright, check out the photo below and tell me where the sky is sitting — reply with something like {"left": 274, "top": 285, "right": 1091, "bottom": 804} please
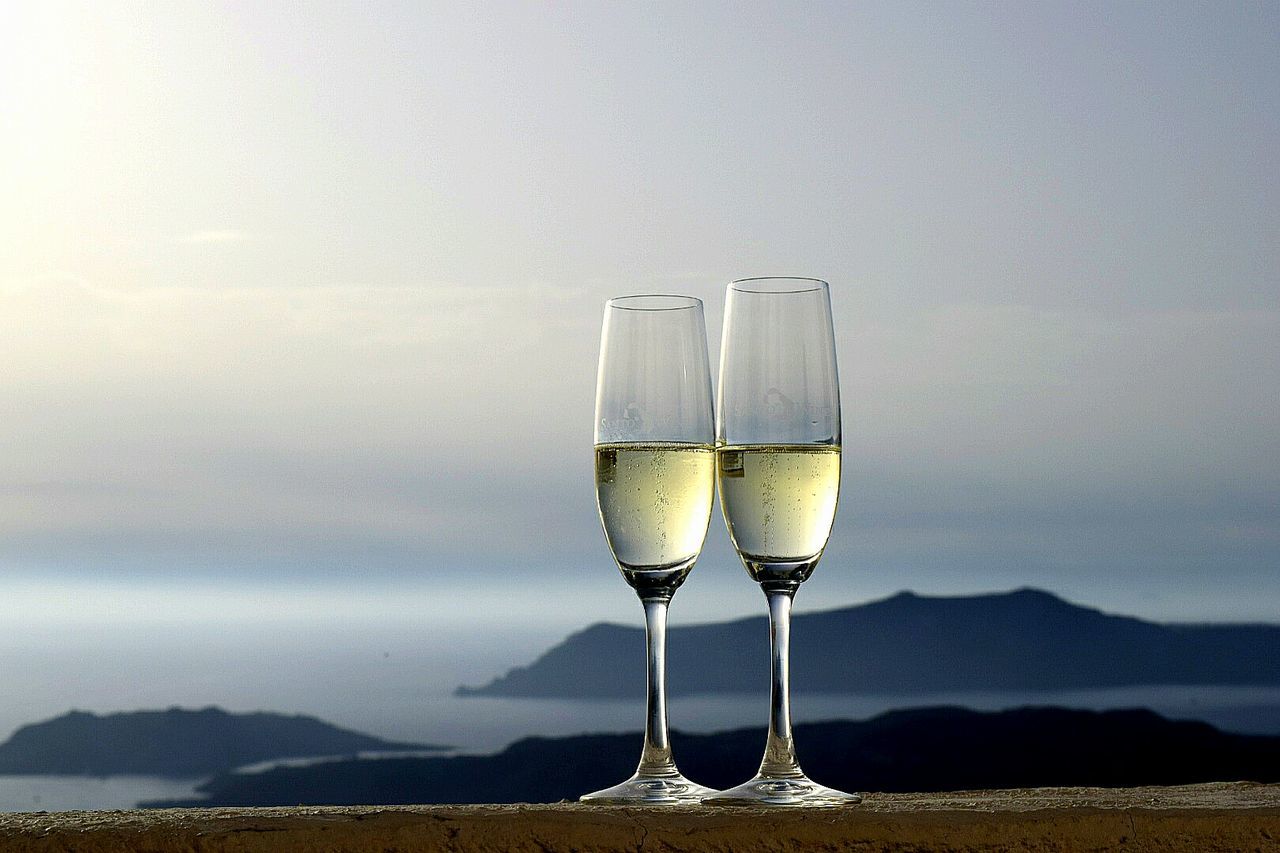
{"left": 1, "top": 1, "right": 1277, "bottom": 630}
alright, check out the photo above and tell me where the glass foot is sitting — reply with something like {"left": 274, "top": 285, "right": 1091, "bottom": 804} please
{"left": 701, "top": 775, "right": 861, "bottom": 807}
{"left": 580, "top": 773, "right": 718, "bottom": 804}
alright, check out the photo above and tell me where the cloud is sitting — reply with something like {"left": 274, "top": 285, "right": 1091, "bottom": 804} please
{"left": 0, "top": 279, "right": 600, "bottom": 573}
{"left": 845, "top": 305, "right": 1280, "bottom": 484}
{"left": 1, "top": 278, "right": 1277, "bottom": 619}
{"left": 819, "top": 303, "right": 1280, "bottom": 619}
{"left": 177, "top": 229, "right": 252, "bottom": 244}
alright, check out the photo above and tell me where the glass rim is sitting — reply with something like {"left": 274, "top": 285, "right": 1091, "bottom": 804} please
{"left": 729, "top": 277, "right": 829, "bottom": 294}
{"left": 606, "top": 294, "right": 703, "bottom": 311}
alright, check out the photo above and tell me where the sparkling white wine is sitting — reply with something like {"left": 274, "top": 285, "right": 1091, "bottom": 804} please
{"left": 717, "top": 444, "right": 840, "bottom": 582}
{"left": 595, "top": 442, "right": 715, "bottom": 588}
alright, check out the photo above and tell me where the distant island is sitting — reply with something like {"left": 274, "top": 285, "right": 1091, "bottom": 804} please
{"left": 458, "top": 588, "right": 1280, "bottom": 699}
{"left": 0, "top": 707, "right": 446, "bottom": 778}
{"left": 145, "top": 706, "right": 1280, "bottom": 806}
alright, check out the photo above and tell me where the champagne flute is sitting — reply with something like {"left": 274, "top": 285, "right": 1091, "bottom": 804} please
{"left": 580, "top": 294, "right": 718, "bottom": 804}
{"left": 702, "top": 277, "right": 861, "bottom": 807}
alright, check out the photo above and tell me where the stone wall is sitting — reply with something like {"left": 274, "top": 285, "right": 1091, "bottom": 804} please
{"left": 0, "top": 783, "right": 1276, "bottom": 852}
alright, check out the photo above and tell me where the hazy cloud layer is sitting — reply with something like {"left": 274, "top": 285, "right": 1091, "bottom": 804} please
{"left": 3, "top": 277, "right": 1275, "bottom": 621}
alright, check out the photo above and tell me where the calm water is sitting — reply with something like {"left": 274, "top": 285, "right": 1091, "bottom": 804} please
{"left": 0, "top": 776, "right": 203, "bottom": 813}
{"left": 3, "top": 617, "right": 1279, "bottom": 812}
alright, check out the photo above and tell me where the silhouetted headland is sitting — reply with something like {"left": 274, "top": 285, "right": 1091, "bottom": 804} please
{"left": 0, "top": 707, "right": 444, "bottom": 778}
{"left": 458, "top": 588, "right": 1280, "bottom": 698}
{"left": 144, "top": 706, "right": 1280, "bottom": 806}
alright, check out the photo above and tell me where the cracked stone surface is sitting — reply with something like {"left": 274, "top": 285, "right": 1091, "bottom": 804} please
{"left": 0, "top": 783, "right": 1277, "bottom": 851}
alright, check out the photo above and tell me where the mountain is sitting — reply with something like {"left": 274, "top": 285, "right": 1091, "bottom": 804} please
{"left": 0, "top": 707, "right": 445, "bottom": 778}
{"left": 145, "top": 706, "right": 1280, "bottom": 806}
{"left": 457, "top": 588, "right": 1280, "bottom": 698}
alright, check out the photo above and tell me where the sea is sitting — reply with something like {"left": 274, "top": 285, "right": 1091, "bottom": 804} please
{"left": 3, "top": 614, "right": 1279, "bottom": 812}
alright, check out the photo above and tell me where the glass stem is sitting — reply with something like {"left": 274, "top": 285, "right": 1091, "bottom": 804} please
{"left": 759, "top": 585, "right": 804, "bottom": 779}
{"left": 636, "top": 595, "right": 677, "bottom": 777}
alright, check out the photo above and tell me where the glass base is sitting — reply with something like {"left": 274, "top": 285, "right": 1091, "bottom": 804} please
{"left": 580, "top": 772, "right": 718, "bottom": 804}
{"left": 701, "top": 774, "right": 861, "bottom": 807}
